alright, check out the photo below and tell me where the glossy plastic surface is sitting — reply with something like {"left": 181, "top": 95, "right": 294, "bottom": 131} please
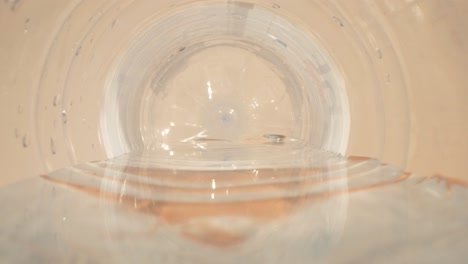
{"left": 1, "top": 0, "right": 467, "bottom": 263}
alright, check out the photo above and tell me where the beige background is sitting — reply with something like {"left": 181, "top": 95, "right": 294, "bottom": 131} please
{"left": 0, "top": 0, "right": 467, "bottom": 186}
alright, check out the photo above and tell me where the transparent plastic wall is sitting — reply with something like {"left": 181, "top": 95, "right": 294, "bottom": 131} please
{"left": 1, "top": 0, "right": 467, "bottom": 185}
{"left": 0, "top": 0, "right": 467, "bottom": 263}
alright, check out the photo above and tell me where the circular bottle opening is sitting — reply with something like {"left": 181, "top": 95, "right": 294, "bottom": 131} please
{"left": 101, "top": 2, "right": 350, "bottom": 157}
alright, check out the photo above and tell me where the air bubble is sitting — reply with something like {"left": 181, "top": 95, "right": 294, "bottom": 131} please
{"left": 272, "top": 4, "right": 280, "bottom": 9}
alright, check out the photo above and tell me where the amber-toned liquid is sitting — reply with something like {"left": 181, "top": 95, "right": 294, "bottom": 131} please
{"left": 40, "top": 155, "right": 413, "bottom": 247}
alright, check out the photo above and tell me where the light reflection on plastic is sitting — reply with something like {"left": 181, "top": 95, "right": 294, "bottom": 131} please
{"left": 161, "top": 128, "right": 170, "bottom": 136}
{"left": 207, "top": 81, "right": 213, "bottom": 100}
{"left": 211, "top": 179, "right": 216, "bottom": 189}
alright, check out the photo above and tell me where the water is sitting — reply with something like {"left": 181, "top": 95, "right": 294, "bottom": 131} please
{"left": 1, "top": 141, "right": 467, "bottom": 263}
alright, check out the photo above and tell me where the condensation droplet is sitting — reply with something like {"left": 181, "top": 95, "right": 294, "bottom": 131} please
{"left": 62, "top": 110, "right": 68, "bottom": 125}
{"left": 272, "top": 4, "right": 280, "bottom": 9}
{"left": 22, "top": 135, "right": 28, "bottom": 148}
{"left": 23, "top": 18, "right": 30, "bottom": 33}
{"left": 333, "top": 16, "right": 344, "bottom": 27}
{"left": 17, "top": 104, "right": 23, "bottom": 114}
{"left": 385, "top": 73, "right": 391, "bottom": 84}
{"left": 275, "top": 39, "right": 287, "bottom": 48}
{"left": 53, "top": 95, "right": 61, "bottom": 107}
{"left": 318, "top": 64, "right": 331, "bottom": 74}
{"left": 75, "top": 45, "right": 82, "bottom": 56}
{"left": 50, "top": 137, "right": 56, "bottom": 155}
{"left": 7, "top": 0, "right": 20, "bottom": 11}
{"left": 264, "top": 134, "right": 286, "bottom": 144}
{"left": 376, "top": 48, "right": 383, "bottom": 59}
